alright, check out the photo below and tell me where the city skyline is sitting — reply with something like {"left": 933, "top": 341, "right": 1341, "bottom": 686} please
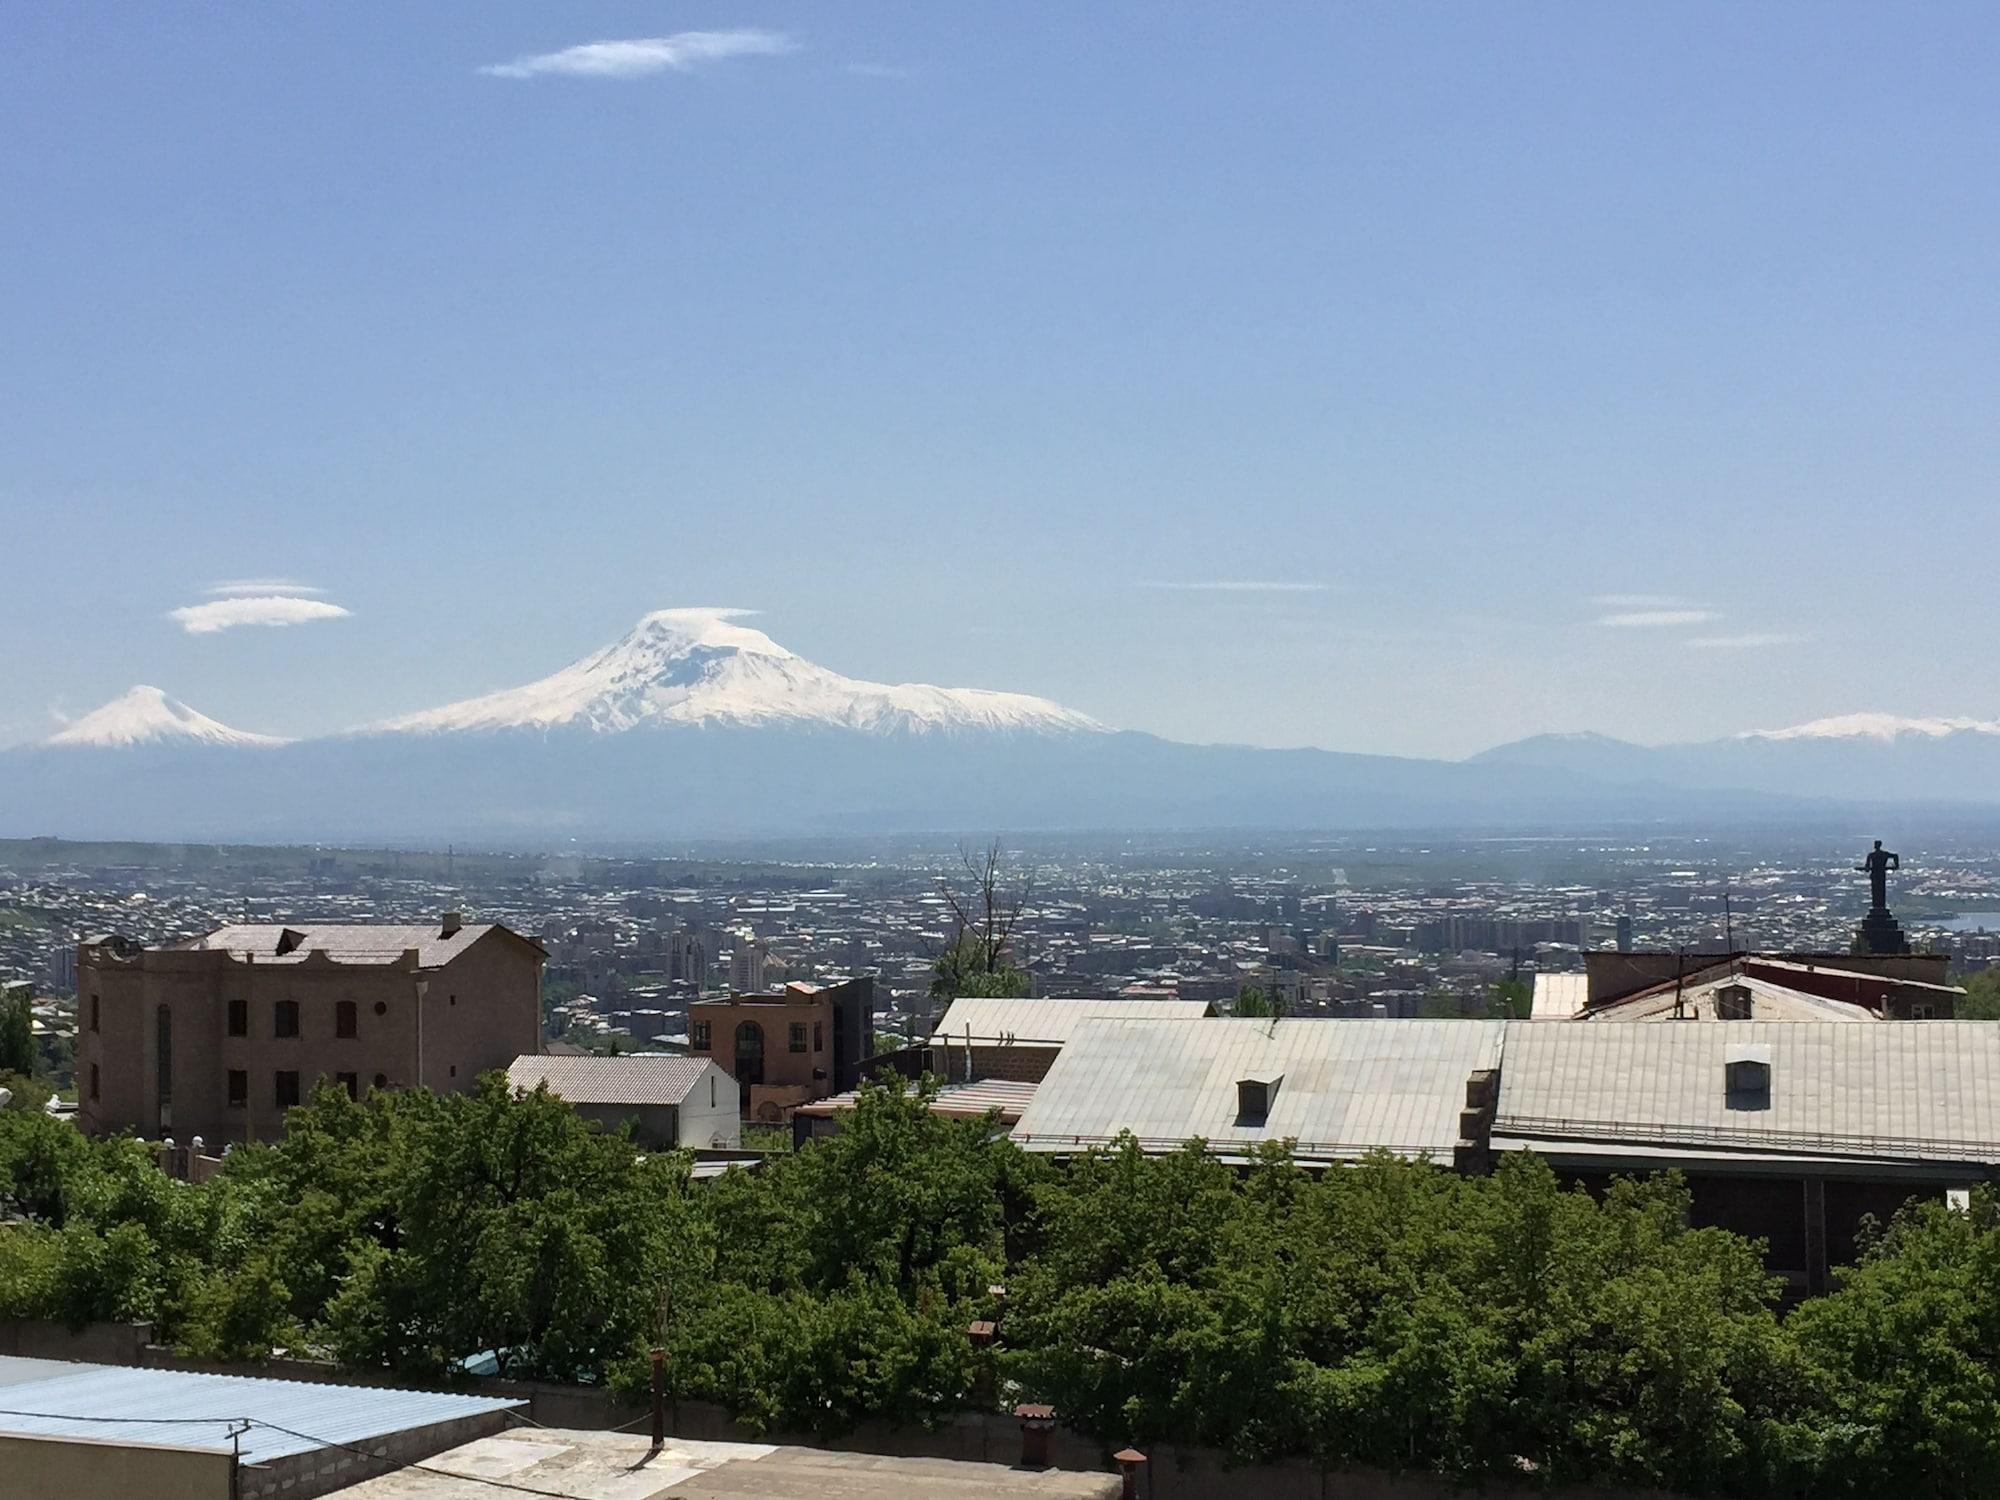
{"left": 6, "top": 5, "right": 2000, "bottom": 757}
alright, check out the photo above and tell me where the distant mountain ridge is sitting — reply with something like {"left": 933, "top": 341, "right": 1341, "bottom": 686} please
{"left": 1475, "top": 714, "right": 2000, "bottom": 802}
{"left": 7, "top": 610, "right": 1993, "bottom": 842}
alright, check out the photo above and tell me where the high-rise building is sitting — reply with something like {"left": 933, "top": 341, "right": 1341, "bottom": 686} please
{"left": 730, "top": 938, "right": 768, "bottom": 995}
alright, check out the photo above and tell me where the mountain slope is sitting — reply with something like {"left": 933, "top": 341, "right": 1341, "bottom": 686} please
{"left": 45, "top": 686, "right": 287, "bottom": 748}
{"left": 1477, "top": 713, "right": 2000, "bottom": 802}
{"left": 367, "top": 608, "right": 1103, "bottom": 738}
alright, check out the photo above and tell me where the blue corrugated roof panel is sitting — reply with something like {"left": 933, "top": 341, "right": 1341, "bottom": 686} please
{"left": 0, "top": 1357, "right": 521, "bottom": 1464}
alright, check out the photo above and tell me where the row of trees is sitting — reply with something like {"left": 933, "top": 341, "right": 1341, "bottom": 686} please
{"left": 5, "top": 1078, "right": 2000, "bottom": 1495}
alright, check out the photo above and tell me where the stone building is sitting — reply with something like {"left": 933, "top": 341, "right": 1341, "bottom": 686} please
{"left": 75, "top": 915, "right": 543, "bottom": 1144}
{"left": 687, "top": 976, "right": 874, "bottom": 1121}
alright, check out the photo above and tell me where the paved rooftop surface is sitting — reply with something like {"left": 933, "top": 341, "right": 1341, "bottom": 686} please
{"left": 337, "top": 1427, "right": 1121, "bottom": 1498}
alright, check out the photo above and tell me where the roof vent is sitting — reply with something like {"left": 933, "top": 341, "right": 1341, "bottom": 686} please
{"left": 441, "top": 912, "right": 463, "bottom": 938}
{"left": 1716, "top": 983, "right": 1753, "bottom": 1021}
{"left": 1236, "top": 1071, "right": 1283, "bottom": 1125}
{"left": 275, "top": 928, "right": 307, "bottom": 956}
{"left": 1725, "top": 1043, "right": 1771, "bottom": 1111}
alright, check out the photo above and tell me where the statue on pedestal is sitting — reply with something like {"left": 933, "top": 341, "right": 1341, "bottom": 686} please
{"left": 1852, "top": 839, "right": 1910, "bottom": 956}
{"left": 1856, "top": 840, "right": 1900, "bottom": 913}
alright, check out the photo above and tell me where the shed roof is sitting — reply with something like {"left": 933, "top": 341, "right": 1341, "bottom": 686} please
{"left": 930, "top": 996, "right": 1212, "bottom": 1047}
{"left": 507, "top": 1054, "right": 719, "bottom": 1106}
{"left": 794, "top": 1077, "right": 1039, "bottom": 1123}
{"left": 1493, "top": 1021, "right": 2000, "bottom": 1165}
{"left": 1010, "top": 1017, "right": 1502, "bottom": 1162}
{"left": 0, "top": 1356, "right": 519, "bottom": 1465}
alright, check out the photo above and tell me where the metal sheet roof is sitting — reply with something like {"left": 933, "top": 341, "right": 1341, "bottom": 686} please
{"left": 795, "top": 1077, "right": 1039, "bottom": 1123}
{"left": 185, "top": 922, "right": 522, "bottom": 969}
{"left": 0, "top": 1357, "right": 521, "bottom": 1465}
{"left": 930, "top": 996, "right": 1212, "bottom": 1047}
{"left": 507, "top": 1053, "right": 721, "bottom": 1105}
{"left": 1530, "top": 973, "right": 1588, "bottom": 1020}
{"left": 1494, "top": 1021, "right": 2000, "bottom": 1165}
{"left": 1010, "top": 1017, "right": 1502, "bottom": 1162}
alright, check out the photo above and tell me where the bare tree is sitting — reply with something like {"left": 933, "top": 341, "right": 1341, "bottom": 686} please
{"left": 930, "top": 840, "right": 1034, "bottom": 1002}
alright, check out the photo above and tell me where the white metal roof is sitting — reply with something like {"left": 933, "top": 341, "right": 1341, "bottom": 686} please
{"left": 507, "top": 1054, "right": 724, "bottom": 1106}
{"left": 795, "top": 1077, "right": 1039, "bottom": 1122}
{"left": 1010, "top": 1017, "right": 1502, "bottom": 1162}
{"left": 1494, "top": 1021, "right": 2000, "bottom": 1164}
{"left": 1530, "top": 973, "right": 1588, "bottom": 1020}
{"left": 929, "top": 996, "right": 1211, "bottom": 1047}
{"left": 0, "top": 1356, "right": 520, "bottom": 1465}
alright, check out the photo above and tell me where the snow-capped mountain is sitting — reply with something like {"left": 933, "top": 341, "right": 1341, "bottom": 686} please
{"left": 1478, "top": 711, "right": 2000, "bottom": 803}
{"left": 1739, "top": 713, "right": 2000, "bottom": 744}
{"left": 45, "top": 685, "right": 287, "bottom": 749}
{"left": 366, "top": 608, "right": 1104, "bottom": 738}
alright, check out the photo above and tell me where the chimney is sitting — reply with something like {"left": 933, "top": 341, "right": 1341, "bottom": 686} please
{"left": 441, "top": 911, "right": 463, "bottom": 938}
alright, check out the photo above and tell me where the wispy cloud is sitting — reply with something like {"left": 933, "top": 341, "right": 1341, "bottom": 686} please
{"left": 480, "top": 29, "right": 796, "bottom": 80}
{"left": 846, "top": 62, "right": 915, "bottom": 80}
{"left": 1596, "top": 609, "right": 1719, "bottom": 628}
{"left": 1140, "top": 581, "right": 1330, "bottom": 594}
{"left": 204, "top": 578, "right": 327, "bottom": 598}
{"left": 169, "top": 596, "right": 352, "bottom": 635}
{"left": 1684, "top": 632, "right": 1812, "bottom": 650}
{"left": 1591, "top": 594, "right": 1695, "bottom": 609}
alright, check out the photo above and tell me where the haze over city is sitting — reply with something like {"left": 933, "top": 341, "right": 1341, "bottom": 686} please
{"left": 6, "top": 4, "right": 2000, "bottom": 760}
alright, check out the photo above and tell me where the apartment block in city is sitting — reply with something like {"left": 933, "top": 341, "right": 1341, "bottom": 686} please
{"left": 75, "top": 914, "right": 544, "bottom": 1144}
{"left": 688, "top": 975, "right": 874, "bottom": 1120}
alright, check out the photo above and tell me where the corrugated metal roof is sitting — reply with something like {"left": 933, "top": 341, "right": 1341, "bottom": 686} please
{"left": 185, "top": 922, "right": 526, "bottom": 969}
{"left": 1010, "top": 1017, "right": 1503, "bottom": 1162}
{"left": 0, "top": 1357, "right": 520, "bottom": 1464}
{"left": 1494, "top": 1021, "right": 2000, "bottom": 1164}
{"left": 795, "top": 1078, "right": 1039, "bottom": 1122}
{"left": 1583, "top": 972, "right": 1879, "bottom": 1023}
{"left": 1530, "top": 973, "right": 1588, "bottom": 1020}
{"left": 930, "top": 996, "right": 1212, "bottom": 1047}
{"left": 507, "top": 1053, "right": 720, "bottom": 1105}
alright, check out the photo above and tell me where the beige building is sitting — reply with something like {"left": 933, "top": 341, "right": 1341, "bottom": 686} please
{"left": 505, "top": 1054, "right": 741, "bottom": 1150}
{"left": 688, "top": 976, "right": 874, "bottom": 1121}
{"left": 75, "top": 915, "right": 544, "bottom": 1144}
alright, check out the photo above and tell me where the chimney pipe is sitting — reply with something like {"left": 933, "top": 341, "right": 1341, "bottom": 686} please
{"left": 441, "top": 911, "right": 463, "bottom": 938}
{"left": 1114, "top": 1448, "right": 1148, "bottom": 1500}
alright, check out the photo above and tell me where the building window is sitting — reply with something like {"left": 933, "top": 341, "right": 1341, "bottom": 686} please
{"left": 373, "top": 1072, "right": 388, "bottom": 1090}
{"left": 789, "top": 1022, "right": 808, "bottom": 1053}
{"left": 90, "top": 1063, "right": 100, "bottom": 1101}
{"left": 709, "top": 1075, "right": 717, "bottom": 1108}
{"left": 275, "top": 1071, "right": 301, "bottom": 1109}
{"left": 813, "top": 1021, "right": 823, "bottom": 1052}
{"left": 374, "top": 1000, "right": 388, "bottom": 1017}
{"left": 90, "top": 994, "right": 100, "bottom": 1032}
{"left": 336, "top": 1072, "right": 359, "bottom": 1101}
{"left": 1910, "top": 1001, "right": 1937, "bottom": 1020}
{"left": 227, "top": 1070, "right": 247, "bottom": 1108}
{"left": 227, "top": 999, "right": 248, "bottom": 1037}
{"left": 691, "top": 1020, "right": 711, "bottom": 1050}
{"left": 336, "top": 1000, "right": 357, "bottom": 1039}
{"left": 156, "top": 1005, "right": 172, "bottom": 1109}
{"left": 274, "top": 1000, "right": 299, "bottom": 1039}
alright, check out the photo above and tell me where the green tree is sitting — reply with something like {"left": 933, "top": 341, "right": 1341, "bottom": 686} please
{"left": 0, "top": 985, "right": 35, "bottom": 1079}
{"left": 1233, "top": 984, "right": 1274, "bottom": 1018}
{"left": 1957, "top": 969, "right": 2000, "bottom": 1020}
{"left": 1493, "top": 976, "right": 1533, "bottom": 1019}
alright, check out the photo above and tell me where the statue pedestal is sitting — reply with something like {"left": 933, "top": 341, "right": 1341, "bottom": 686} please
{"left": 1852, "top": 907, "right": 1911, "bottom": 956}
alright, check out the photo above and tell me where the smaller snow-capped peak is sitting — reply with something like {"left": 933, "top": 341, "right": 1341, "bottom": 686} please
{"left": 46, "top": 686, "right": 289, "bottom": 748}
{"left": 1740, "top": 712, "right": 2000, "bottom": 744}
{"left": 367, "top": 606, "right": 1106, "bottom": 738}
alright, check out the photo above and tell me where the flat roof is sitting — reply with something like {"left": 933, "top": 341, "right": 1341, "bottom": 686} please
{"left": 333, "top": 1426, "right": 1120, "bottom": 1498}
{"left": 0, "top": 1357, "right": 521, "bottom": 1465}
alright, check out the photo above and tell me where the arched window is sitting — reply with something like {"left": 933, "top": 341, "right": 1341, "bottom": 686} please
{"left": 733, "top": 1019, "right": 765, "bottom": 1097}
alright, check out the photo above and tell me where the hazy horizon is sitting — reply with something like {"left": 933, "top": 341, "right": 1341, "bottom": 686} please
{"left": 6, "top": 5, "right": 1998, "bottom": 757}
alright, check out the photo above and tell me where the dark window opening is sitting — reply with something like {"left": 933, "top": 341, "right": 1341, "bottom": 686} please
{"left": 90, "top": 995, "right": 100, "bottom": 1032}
{"left": 227, "top": 999, "right": 247, "bottom": 1037}
{"left": 90, "top": 1063, "right": 100, "bottom": 1101}
{"left": 275, "top": 1070, "right": 301, "bottom": 1109}
{"left": 336, "top": 1072, "right": 359, "bottom": 1100}
{"left": 336, "top": 1000, "right": 357, "bottom": 1039}
{"left": 156, "top": 1005, "right": 172, "bottom": 1108}
{"left": 274, "top": 1000, "right": 299, "bottom": 1039}
{"left": 227, "top": 1070, "right": 247, "bottom": 1108}
{"left": 373, "top": 1000, "right": 388, "bottom": 1017}
{"left": 813, "top": 1021, "right": 823, "bottom": 1052}
{"left": 373, "top": 1072, "right": 388, "bottom": 1090}
{"left": 691, "top": 1020, "right": 711, "bottom": 1050}
{"left": 789, "top": 1022, "right": 808, "bottom": 1053}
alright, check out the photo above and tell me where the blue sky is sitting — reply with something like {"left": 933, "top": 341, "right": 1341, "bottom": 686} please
{"left": 4, "top": 4, "right": 1998, "bottom": 757}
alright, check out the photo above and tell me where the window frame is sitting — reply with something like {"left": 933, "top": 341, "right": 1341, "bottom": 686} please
{"left": 226, "top": 1069, "right": 248, "bottom": 1108}
{"left": 335, "top": 999, "right": 358, "bottom": 1039}
{"left": 788, "top": 1021, "right": 808, "bottom": 1053}
{"left": 275, "top": 1070, "right": 301, "bottom": 1109}
{"left": 274, "top": 999, "right": 300, "bottom": 1039}
{"left": 227, "top": 999, "right": 248, "bottom": 1037}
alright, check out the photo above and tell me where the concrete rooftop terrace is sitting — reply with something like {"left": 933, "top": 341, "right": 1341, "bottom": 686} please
{"left": 336, "top": 1427, "right": 1121, "bottom": 1499}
